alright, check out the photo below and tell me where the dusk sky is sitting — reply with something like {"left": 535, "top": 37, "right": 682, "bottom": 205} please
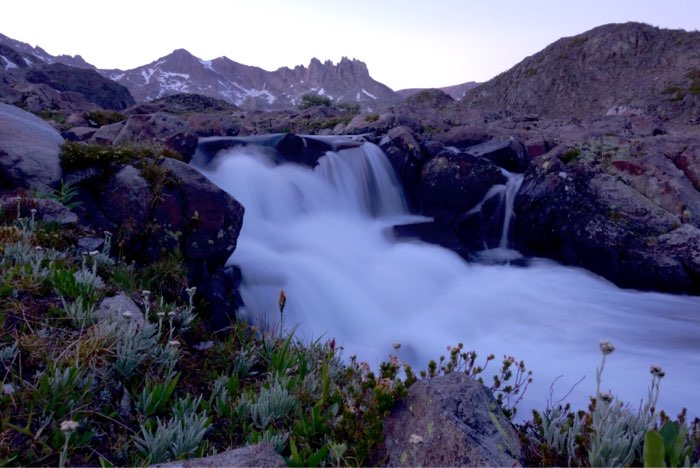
{"left": 2, "top": 0, "right": 699, "bottom": 90}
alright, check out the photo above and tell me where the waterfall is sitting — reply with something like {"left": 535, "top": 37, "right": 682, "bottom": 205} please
{"left": 196, "top": 141, "right": 700, "bottom": 420}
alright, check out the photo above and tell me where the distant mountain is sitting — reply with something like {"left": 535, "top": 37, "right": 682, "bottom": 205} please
{"left": 0, "top": 32, "right": 96, "bottom": 69}
{"left": 458, "top": 22, "right": 700, "bottom": 123}
{"left": 396, "top": 81, "right": 479, "bottom": 100}
{"left": 0, "top": 33, "right": 134, "bottom": 111}
{"left": 0, "top": 33, "right": 401, "bottom": 112}
{"left": 103, "top": 49, "right": 400, "bottom": 111}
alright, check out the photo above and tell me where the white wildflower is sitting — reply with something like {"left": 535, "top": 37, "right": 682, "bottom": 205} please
{"left": 60, "top": 420, "right": 78, "bottom": 432}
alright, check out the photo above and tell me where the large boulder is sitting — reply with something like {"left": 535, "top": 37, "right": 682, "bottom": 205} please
{"left": 419, "top": 151, "right": 507, "bottom": 227}
{"left": 72, "top": 157, "right": 245, "bottom": 328}
{"left": 514, "top": 136, "right": 700, "bottom": 293}
{"left": 376, "top": 373, "right": 523, "bottom": 467}
{"left": 465, "top": 138, "right": 530, "bottom": 172}
{"left": 0, "top": 103, "right": 63, "bottom": 192}
{"left": 379, "top": 126, "right": 426, "bottom": 208}
{"left": 91, "top": 113, "right": 198, "bottom": 161}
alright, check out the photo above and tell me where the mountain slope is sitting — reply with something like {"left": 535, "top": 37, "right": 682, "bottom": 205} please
{"left": 458, "top": 22, "right": 700, "bottom": 123}
{"left": 0, "top": 34, "right": 134, "bottom": 111}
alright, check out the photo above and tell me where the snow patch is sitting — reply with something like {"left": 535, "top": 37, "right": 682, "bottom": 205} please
{"left": 141, "top": 68, "right": 156, "bottom": 84}
{"left": 361, "top": 89, "right": 377, "bottom": 99}
{"left": 199, "top": 59, "right": 215, "bottom": 71}
{"left": 109, "top": 72, "right": 125, "bottom": 81}
{"left": 1, "top": 55, "right": 18, "bottom": 70}
{"left": 156, "top": 72, "right": 190, "bottom": 92}
{"left": 317, "top": 88, "right": 326, "bottom": 95}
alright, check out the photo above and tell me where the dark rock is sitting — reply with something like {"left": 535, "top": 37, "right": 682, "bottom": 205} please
{"left": 375, "top": 373, "right": 523, "bottom": 467}
{"left": 393, "top": 221, "right": 470, "bottom": 259}
{"left": 91, "top": 113, "right": 198, "bottom": 161}
{"left": 154, "top": 442, "right": 285, "bottom": 467}
{"left": 420, "top": 152, "right": 507, "bottom": 227}
{"left": 187, "top": 113, "right": 242, "bottom": 136}
{"left": 126, "top": 93, "right": 239, "bottom": 116}
{"left": 25, "top": 63, "right": 135, "bottom": 110}
{"left": 151, "top": 158, "right": 244, "bottom": 266}
{"left": 0, "top": 196, "right": 78, "bottom": 225}
{"left": 379, "top": 126, "right": 425, "bottom": 208}
{"left": 0, "top": 103, "right": 63, "bottom": 191}
{"left": 99, "top": 165, "right": 151, "bottom": 231}
{"left": 74, "top": 157, "right": 245, "bottom": 328}
{"left": 434, "top": 125, "right": 492, "bottom": 149}
{"left": 513, "top": 138, "right": 700, "bottom": 293}
{"left": 195, "top": 133, "right": 362, "bottom": 168}
{"left": 62, "top": 126, "right": 98, "bottom": 141}
{"left": 465, "top": 138, "right": 530, "bottom": 172}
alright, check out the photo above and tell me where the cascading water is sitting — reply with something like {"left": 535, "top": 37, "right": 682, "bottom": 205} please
{"left": 196, "top": 141, "right": 700, "bottom": 419}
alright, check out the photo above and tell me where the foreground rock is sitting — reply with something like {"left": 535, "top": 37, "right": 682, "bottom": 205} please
{"left": 0, "top": 103, "right": 63, "bottom": 191}
{"left": 70, "top": 156, "right": 244, "bottom": 329}
{"left": 514, "top": 136, "right": 700, "bottom": 293}
{"left": 375, "top": 373, "right": 523, "bottom": 467}
{"left": 155, "top": 442, "right": 285, "bottom": 467}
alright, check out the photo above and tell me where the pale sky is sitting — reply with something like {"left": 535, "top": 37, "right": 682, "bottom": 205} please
{"left": 2, "top": 0, "right": 699, "bottom": 90}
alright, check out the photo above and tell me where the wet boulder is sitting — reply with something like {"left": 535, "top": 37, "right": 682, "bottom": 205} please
{"left": 419, "top": 151, "right": 506, "bottom": 227}
{"left": 465, "top": 138, "right": 530, "bottom": 172}
{"left": 513, "top": 136, "right": 700, "bottom": 293}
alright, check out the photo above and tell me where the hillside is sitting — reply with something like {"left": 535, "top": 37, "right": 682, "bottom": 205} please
{"left": 458, "top": 22, "right": 700, "bottom": 124}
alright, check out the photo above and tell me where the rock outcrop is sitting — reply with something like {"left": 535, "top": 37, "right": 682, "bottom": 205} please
{"left": 514, "top": 135, "right": 700, "bottom": 293}
{"left": 70, "top": 156, "right": 245, "bottom": 328}
{"left": 91, "top": 113, "right": 199, "bottom": 161}
{"left": 376, "top": 373, "right": 523, "bottom": 467}
{"left": 0, "top": 103, "right": 63, "bottom": 191}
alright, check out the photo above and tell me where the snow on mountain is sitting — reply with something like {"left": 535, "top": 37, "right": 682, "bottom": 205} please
{"left": 102, "top": 49, "right": 400, "bottom": 110}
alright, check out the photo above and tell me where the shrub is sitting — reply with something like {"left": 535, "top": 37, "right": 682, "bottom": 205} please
{"left": 83, "top": 109, "right": 127, "bottom": 127}
{"left": 60, "top": 141, "right": 182, "bottom": 171}
{"left": 298, "top": 93, "right": 332, "bottom": 110}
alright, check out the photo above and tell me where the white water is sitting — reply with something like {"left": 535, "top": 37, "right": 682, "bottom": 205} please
{"left": 197, "top": 143, "right": 700, "bottom": 419}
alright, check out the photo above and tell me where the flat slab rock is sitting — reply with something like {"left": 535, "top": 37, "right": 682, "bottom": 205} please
{"left": 154, "top": 442, "right": 285, "bottom": 467}
{"left": 376, "top": 373, "right": 523, "bottom": 467}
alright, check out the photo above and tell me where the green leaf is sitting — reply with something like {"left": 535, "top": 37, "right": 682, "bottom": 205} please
{"left": 644, "top": 430, "right": 666, "bottom": 468}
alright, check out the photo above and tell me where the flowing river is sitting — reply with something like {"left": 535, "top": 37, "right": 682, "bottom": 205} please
{"left": 195, "top": 139, "right": 700, "bottom": 419}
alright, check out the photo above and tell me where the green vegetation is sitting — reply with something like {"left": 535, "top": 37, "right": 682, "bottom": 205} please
{"left": 1, "top": 192, "right": 698, "bottom": 466}
{"left": 560, "top": 147, "right": 582, "bottom": 164}
{"left": 521, "top": 342, "right": 700, "bottom": 467}
{"left": 298, "top": 94, "right": 332, "bottom": 110}
{"left": 84, "top": 110, "right": 127, "bottom": 127}
{"left": 689, "top": 68, "right": 700, "bottom": 96}
{"left": 662, "top": 85, "right": 686, "bottom": 102}
{"left": 60, "top": 141, "right": 183, "bottom": 170}
{"left": 297, "top": 93, "right": 360, "bottom": 115}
